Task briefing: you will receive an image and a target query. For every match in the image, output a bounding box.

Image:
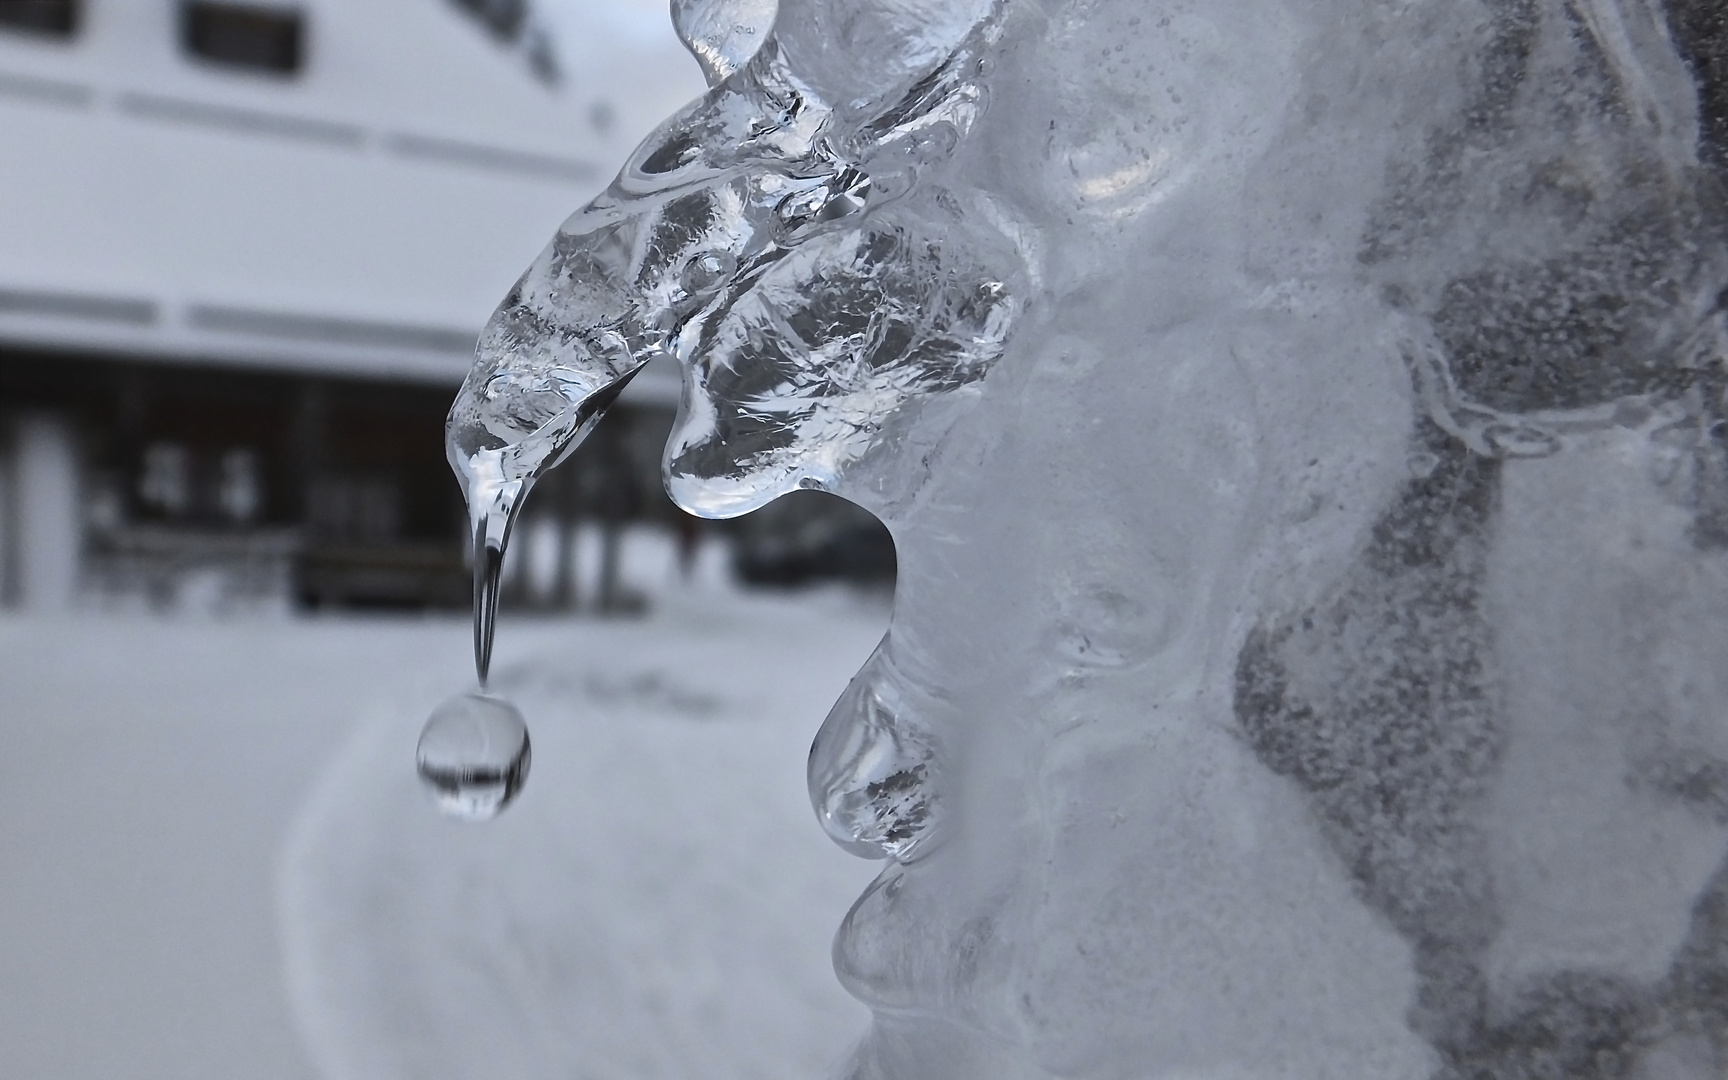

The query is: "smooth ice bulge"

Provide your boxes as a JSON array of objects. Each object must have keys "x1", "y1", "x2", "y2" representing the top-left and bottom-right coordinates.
[
  {"x1": 808, "y1": 643, "x2": 942, "y2": 861},
  {"x1": 448, "y1": 0, "x2": 1018, "y2": 522},
  {"x1": 671, "y1": 0, "x2": 775, "y2": 85},
  {"x1": 416, "y1": 693, "x2": 532, "y2": 822},
  {"x1": 449, "y1": 0, "x2": 1728, "y2": 1076}
]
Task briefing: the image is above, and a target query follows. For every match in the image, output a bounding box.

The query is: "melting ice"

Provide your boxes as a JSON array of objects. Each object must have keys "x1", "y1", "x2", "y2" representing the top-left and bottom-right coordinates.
[{"x1": 437, "y1": 0, "x2": 1728, "y2": 1075}]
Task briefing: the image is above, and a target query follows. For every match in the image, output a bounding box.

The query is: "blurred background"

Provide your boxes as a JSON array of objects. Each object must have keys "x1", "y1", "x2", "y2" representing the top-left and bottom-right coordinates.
[
  {"x1": 0, "y1": 0, "x2": 894, "y2": 615},
  {"x1": 0, "y1": 3, "x2": 892, "y2": 1078}
]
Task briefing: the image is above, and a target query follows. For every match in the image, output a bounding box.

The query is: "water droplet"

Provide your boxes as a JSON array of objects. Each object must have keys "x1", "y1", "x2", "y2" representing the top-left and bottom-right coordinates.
[
  {"x1": 809, "y1": 653, "x2": 941, "y2": 861},
  {"x1": 417, "y1": 693, "x2": 532, "y2": 821}
]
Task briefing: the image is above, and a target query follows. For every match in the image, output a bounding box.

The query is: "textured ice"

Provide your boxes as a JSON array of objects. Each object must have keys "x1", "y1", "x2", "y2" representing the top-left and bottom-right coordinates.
[{"x1": 450, "y1": 0, "x2": 1728, "y2": 1076}]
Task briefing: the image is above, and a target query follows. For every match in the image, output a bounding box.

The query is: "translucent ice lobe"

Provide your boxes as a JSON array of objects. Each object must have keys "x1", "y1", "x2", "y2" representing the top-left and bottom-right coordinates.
[
  {"x1": 453, "y1": 12, "x2": 1015, "y2": 531},
  {"x1": 664, "y1": 216, "x2": 1017, "y2": 517},
  {"x1": 427, "y1": 0, "x2": 1728, "y2": 1074},
  {"x1": 446, "y1": 235, "x2": 652, "y2": 527},
  {"x1": 810, "y1": 643, "x2": 943, "y2": 861},
  {"x1": 417, "y1": 693, "x2": 532, "y2": 822},
  {"x1": 447, "y1": 215, "x2": 661, "y2": 680},
  {"x1": 672, "y1": 0, "x2": 777, "y2": 86}
]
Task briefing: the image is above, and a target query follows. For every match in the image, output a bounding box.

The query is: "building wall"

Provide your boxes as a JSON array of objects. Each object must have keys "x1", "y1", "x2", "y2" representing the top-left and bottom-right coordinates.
[{"x1": 0, "y1": 0, "x2": 701, "y2": 610}]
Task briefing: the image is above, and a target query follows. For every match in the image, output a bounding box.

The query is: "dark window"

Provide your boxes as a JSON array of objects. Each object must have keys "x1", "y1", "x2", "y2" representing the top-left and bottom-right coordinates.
[
  {"x1": 449, "y1": 0, "x2": 527, "y2": 42},
  {"x1": 180, "y1": 1, "x2": 304, "y2": 75},
  {"x1": 0, "y1": 0, "x2": 81, "y2": 38}
]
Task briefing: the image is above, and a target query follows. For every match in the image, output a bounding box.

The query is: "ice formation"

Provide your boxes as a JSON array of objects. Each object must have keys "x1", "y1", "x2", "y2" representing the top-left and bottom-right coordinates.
[{"x1": 447, "y1": 0, "x2": 1728, "y2": 1075}]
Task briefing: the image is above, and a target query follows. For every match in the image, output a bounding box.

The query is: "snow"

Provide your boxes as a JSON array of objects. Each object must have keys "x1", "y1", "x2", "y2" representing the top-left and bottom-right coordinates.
[{"x1": 0, "y1": 578, "x2": 886, "y2": 1080}]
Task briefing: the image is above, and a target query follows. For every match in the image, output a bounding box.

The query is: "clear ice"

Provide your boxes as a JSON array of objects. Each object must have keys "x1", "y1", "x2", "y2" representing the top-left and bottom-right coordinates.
[
  {"x1": 416, "y1": 693, "x2": 532, "y2": 822},
  {"x1": 448, "y1": 0, "x2": 1728, "y2": 1075},
  {"x1": 808, "y1": 640, "x2": 943, "y2": 861}
]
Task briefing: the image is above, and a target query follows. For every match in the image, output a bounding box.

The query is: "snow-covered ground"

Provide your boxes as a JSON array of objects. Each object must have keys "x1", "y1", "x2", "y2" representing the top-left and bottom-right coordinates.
[{"x1": 0, "y1": 580, "x2": 887, "y2": 1079}]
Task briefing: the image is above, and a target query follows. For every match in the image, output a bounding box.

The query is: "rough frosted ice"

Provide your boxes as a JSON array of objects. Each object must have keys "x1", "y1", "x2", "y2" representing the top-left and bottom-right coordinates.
[{"x1": 451, "y1": 0, "x2": 1728, "y2": 1076}]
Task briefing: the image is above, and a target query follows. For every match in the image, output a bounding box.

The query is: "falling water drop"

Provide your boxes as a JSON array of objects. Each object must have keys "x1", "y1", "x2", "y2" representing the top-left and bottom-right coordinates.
[{"x1": 417, "y1": 692, "x2": 532, "y2": 821}]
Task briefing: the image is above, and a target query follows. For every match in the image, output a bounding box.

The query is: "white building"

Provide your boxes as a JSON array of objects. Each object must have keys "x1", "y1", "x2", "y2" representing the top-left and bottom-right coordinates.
[{"x1": 0, "y1": 0, "x2": 698, "y2": 610}]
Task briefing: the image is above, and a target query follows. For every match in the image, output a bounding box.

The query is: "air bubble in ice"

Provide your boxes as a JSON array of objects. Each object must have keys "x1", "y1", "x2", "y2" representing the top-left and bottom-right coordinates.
[
  {"x1": 1048, "y1": 586, "x2": 1166, "y2": 671},
  {"x1": 773, "y1": 169, "x2": 872, "y2": 241},
  {"x1": 1482, "y1": 422, "x2": 1562, "y2": 459},
  {"x1": 777, "y1": 186, "x2": 830, "y2": 223},
  {"x1": 680, "y1": 250, "x2": 737, "y2": 296},
  {"x1": 1407, "y1": 450, "x2": 1441, "y2": 479},
  {"x1": 416, "y1": 693, "x2": 532, "y2": 822}
]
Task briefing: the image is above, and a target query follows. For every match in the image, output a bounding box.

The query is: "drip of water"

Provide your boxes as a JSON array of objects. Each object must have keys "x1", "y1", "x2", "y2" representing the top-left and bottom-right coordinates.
[
  {"x1": 426, "y1": 307, "x2": 646, "y2": 817},
  {"x1": 447, "y1": 337, "x2": 642, "y2": 684},
  {"x1": 416, "y1": 692, "x2": 532, "y2": 821},
  {"x1": 462, "y1": 450, "x2": 528, "y2": 689},
  {"x1": 472, "y1": 530, "x2": 504, "y2": 687}
]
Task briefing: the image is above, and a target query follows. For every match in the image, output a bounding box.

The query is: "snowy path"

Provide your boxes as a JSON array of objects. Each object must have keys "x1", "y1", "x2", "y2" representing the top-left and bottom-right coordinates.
[{"x1": 0, "y1": 591, "x2": 886, "y2": 1080}]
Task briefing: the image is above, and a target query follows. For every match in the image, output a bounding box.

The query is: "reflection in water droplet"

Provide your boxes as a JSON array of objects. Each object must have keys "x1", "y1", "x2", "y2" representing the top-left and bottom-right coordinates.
[
  {"x1": 417, "y1": 693, "x2": 532, "y2": 821},
  {"x1": 809, "y1": 654, "x2": 941, "y2": 862}
]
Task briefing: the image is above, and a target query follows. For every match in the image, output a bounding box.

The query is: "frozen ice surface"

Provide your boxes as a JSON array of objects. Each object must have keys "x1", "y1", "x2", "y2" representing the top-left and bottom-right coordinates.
[{"x1": 457, "y1": 0, "x2": 1728, "y2": 1076}]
